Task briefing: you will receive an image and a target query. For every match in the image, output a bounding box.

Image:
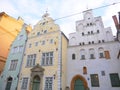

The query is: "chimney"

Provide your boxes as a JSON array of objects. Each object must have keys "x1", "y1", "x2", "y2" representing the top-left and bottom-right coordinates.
[{"x1": 112, "y1": 15, "x2": 120, "y2": 30}]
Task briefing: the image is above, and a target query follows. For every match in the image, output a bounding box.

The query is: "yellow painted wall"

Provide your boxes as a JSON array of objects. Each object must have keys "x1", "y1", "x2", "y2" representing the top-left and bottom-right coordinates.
[
  {"x1": 0, "y1": 12, "x2": 32, "y2": 74},
  {"x1": 18, "y1": 13, "x2": 68, "y2": 90}
]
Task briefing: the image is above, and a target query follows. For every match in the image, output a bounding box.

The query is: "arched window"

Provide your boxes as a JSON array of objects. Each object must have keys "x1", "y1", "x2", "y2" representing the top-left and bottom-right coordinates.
[
  {"x1": 98, "y1": 47, "x2": 104, "y2": 58},
  {"x1": 83, "y1": 67, "x2": 87, "y2": 74},
  {"x1": 72, "y1": 54, "x2": 76, "y2": 60},
  {"x1": 5, "y1": 77, "x2": 13, "y2": 90},
  {"x1": 89, "y1": 48, "x2": 95, "y2": 59}
]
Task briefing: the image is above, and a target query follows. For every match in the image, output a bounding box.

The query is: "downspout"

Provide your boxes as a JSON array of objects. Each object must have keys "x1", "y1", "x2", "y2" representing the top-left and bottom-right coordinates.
[{"x1": 58, "y1": 31, "x2": 62, "y2": 90}]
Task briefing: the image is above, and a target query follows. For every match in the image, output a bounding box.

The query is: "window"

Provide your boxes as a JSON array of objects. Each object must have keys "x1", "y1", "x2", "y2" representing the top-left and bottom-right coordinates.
[
  {"x1": 9, "y1": 60, "x2": 18, "y2": 70},
  {"x1": 82, "y1": 42, "x2": 85, "y2": 45},
  {"x1": 18, "y1": 35, "x2": 23, "y2": 40},
  {"x1": 82, "y1": 32, "x2": 84, "y2": 36},
  {"x1": 109, "y1": 73, "x2": 120, "y2": 87},
  {"x1": 90, "y1": 74, "x2": 99, "y2": 87},
  {"x1": 26, "y1": 54, "x2": 36, "y2": 67},
  {"x1": 88, "y1": 32, "x2": 90, "y2": 35},
  {"x1": 35, "y1": 42, "x2": 38, "y2": 46},
  {"x1": 89, "y1": 49, "x2": 95, "y2": 59},
  {"x1": 91, "y1": 31, "x2": 93, "y2": 34},
  {"x1": 50, "y1": 39, "x2": 54, "y2": 44},
  {"x1": 21, "y1": 77, "x2": 28, "y2": 89},
  {"x1": 98, "y1": 40, "x2": 101, "y2": 43},
  {"x1": 44, "y1": 77, "x2": 53, "y2": 90},
  {"x1": 97, "y1": 30, "x2": 99, "y2": 33},
  {"x1": 83, "y1": 67, "x2": 87, "y2": 74},
  {"x1": 88, "y1": 42, "x2": 91, "y2": 44},
  {"x1": 29, "y1": 44, "x2": 32, "y2": 48},
  {"x1": 42, "y1": 40, "x2": 45, "y2": 45},
  {"x1": 12, "y1": 47, "x2": 18, "y2": 53},
  {"x1": 37, "y1": 32, "x2": 40, "y2": 35},
  {"x1": 102, "y1": 40, "x2": 105, "y2": 43},
  {"x1": 101, "y1": 71, "x2": 105, "y2": 76},
  {"x1": 92, "y1": 41, "x2": 94, "y2": 44},
  {"x1": 87, "y1": 23, "x2": 89, "y2": 26},
  {"x1": 80, "y1": 49, "x2": 85, "y2": 60},
  {"x1": 72, "y1": 54, "x2": 75, "y2": 60},
  {"x1": 42, "y1": 52, "x2": 53, "y2": 66},
  {"x1": 90, "y1": 23, "x2": 92, "y2": 25},
  {"x1": 19, "y1": 46, "x2": 23, "y2": 52},
  {"x1": 44, "y1": 30, "x2": 47, "y2": 34}
]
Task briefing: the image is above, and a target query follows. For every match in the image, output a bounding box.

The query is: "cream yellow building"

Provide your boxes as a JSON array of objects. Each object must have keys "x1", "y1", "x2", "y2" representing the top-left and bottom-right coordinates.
[
  {"x1": 0, "y1": 12, "x2": 32, "y2": 74},
  {"x1": 17, "y1": 13, "x2": 68, "y2": 90}
]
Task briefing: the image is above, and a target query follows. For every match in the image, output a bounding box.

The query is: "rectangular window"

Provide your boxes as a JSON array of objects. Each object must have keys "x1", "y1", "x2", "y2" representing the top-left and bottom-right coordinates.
[
  {"x1": 99, "y1": 53, "x2": 104, "y2": 58},
  {"x1": 18, "y1": 35, "x2": 23, "y2": 40},
  {"x1": 81, "y1": 55, "x2": 85, "y2": 60},
  {"x1": 90, "y1": 54, "x2": 95, "y2": 59},
  {"x1": 42, "y1": 41, "x2": 45, "y2": 45},
  {"x1": 50, "y1": 39, "x2": 54, "y2": 44},
  {"x1": 21, "y1": 77, "x2": 28, "y2": 89},
  {"x1": 90, "y1": 74, "x2": 99, "y2": 87},
  {"x1": 110, "y1": 73, "x2": 120, "y2": 87},
  {"x1": 44, "y1": 77, "x2": 53, "y2": 90},
  {"x1": 26, "y1": 54, "x2": 36, "y2": 67},
  {"x1": 35, "y1": 42, "x2": 38, "y2": 46},
  {"x1": 42, "y1": 52, "x2": 53, "y2": 66},
  {"x1": 9, "y1": 60, "x2": 18, "y2": 70},
  {"x1": 19, "y1": 46, "x2": 23, "y2": 52}
]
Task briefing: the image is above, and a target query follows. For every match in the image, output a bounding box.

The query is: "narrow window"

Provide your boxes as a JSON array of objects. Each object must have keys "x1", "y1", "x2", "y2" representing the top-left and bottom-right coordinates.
[
  {"x1": 37, "y1": 32, "x2": 40, "y2": 36},
  {"x1": 88, "y1": 32, "x2": 90, "y2": 35},
  {"x1": 97, "y1": 30, "x2": 99, "y2": 33},
  {"x1": 101, "y1": 71, "x2": 105, "y2": 76},
  {"x1": 72, "y1": 54, "x2": 75, "y2": 60},
  {"x1": 88, "y1": 42, "x2": 91, "y2": 44},
  {"x1": 91, "y1": 31, "x2": 93, "y2": 34},
  {"x1": 29, "y1": 44, "x2": 32, "y2": 48},
  {"x1": 82, "y1": 32, "x2": 84, "y2": 36}
]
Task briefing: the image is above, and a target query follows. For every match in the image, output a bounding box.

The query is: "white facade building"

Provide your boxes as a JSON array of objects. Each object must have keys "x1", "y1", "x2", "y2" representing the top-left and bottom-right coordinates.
[{"x1": 67, "y1": 9, "x2": 120, "y2": 90}]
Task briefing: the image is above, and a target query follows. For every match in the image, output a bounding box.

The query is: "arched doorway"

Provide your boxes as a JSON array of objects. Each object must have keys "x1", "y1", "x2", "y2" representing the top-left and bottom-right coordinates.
[
  {"x1": 32, "y1": 75, "x2": 40, "y2": 90},
  {"x1": 71, "y1": 75, "x2": 88, "y2": 90},
  {"x1": 5, "y1": 77, "x2": 12, "y2": 90}
]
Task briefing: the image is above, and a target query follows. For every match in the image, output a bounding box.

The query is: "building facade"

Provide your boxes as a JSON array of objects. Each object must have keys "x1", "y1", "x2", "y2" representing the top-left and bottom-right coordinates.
[
  {"x1": 67, "y1": 10, "x2": 120, "y2": 90},
  {"x1": 17, "y1": 13, "x2": 68, "y2": 90},
  {"x1": 0, "y1": 12, "x2": 31, "y2": 74},
  {"x1": 0, "y1": 24, "x2": 29, "y2": 90}
]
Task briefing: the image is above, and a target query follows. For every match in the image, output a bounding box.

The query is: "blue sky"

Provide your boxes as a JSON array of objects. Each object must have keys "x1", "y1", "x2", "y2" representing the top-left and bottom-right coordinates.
[{"x1": 0, "y1": 0, "x2": 120, "y2": 37}]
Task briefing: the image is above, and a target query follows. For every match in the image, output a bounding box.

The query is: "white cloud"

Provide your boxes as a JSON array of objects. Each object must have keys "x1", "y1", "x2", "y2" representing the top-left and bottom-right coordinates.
[{"x1": 0, "y1": 0, "x2": 120, "y2": 37}]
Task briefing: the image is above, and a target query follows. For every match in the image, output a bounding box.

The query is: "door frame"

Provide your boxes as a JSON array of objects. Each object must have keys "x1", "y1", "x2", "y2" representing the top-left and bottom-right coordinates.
[{"x1": 70, "y1": 74, "x2": 88, "y2": 90}]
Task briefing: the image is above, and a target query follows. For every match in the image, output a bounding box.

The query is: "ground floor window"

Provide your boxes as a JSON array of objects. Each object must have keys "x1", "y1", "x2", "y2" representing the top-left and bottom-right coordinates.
[
  {"x1": 21, "y1": 77, "x2": 28, "y2": 89},
  {"x1": 110, "y1": 73, "x2": 120, "y2": 87},
  {"x1": 90, "y1": 74, "x2": 99, "y2": 87},
  {"x1": 5, "y1": 77, "x2": 13, "y2": 90},
  {"x1": 44, "y1": 77, "x2": 53, "y2": 90}
]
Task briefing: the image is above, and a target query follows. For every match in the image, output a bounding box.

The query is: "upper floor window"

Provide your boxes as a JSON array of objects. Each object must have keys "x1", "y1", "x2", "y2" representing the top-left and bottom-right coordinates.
[
  {"x1": 80, "y1": 49, "x2": 85, "y2": 60},
  {"x1": 19, "y1": 45, "x2": 23, "y2": 52},
  {"x1": 88, "y1": 32, "x2": 90, "y2": 35},
  {"x1": 104, "y1": 51, "x2": 110, "y2": 59},
  {"x1": 82, "y1": 32, "x2": 84, "y2": 36},
  {"x1": 90, "y1": 74, "x2": 99, "y2": 87},
  {"x1": 109, "y1": 73, "x2": 120, "y2": 87},
  {"x1": 26, "y1": 54, "x2": 36, "y2": 67},
  {"x1": 12, "y1": 47, "x2": 18, "y2": 53},
  {"x1": 42, "y1": 40, "x2": 45, "y2": 45},
  {"x1": 50, "y1": 39, "x2": 54, "y2": 44},
  {"x1": 72, "y1": 54, "x2": 76, "y2": 60},
  {"x1": 92, "y1": 41, "x2": 94, "y2": 44},
  {"x1": 91, "y1": 31, "x2": 93, "y2": 34},
  {"x1": 18, "y1": 35, "x2": 23, "y2": 40},
  {"x1": 37, "y1": 32, "x2": 40, "y2": 36},
  {"x1": 41, "y1": 52, "x2": 53, "y2": 66},
  {"x1": 98, "y1": 47, "x2": 104, "y2": 58},
  {"x1": 102, "y1": 40, "x2": 105, "y2": 43},
  {"x1": 9, "y1": 60, "x2": 18, "y2": 70},
  {"x1": 97, "y1": 30, "x2": 99, "y2": 33},
  {"x1": 89, "y1": 48, "x2": 95, "y2": 59},
  {"x1": 90, "y1": 23, "x2": 92, "y2": 26},
  {"x1": 88, "y1": 42, "x2": 91, "y2": 44},
  {"x1": 44, "y1": 30, "x2": 47, "y2": 34},
  {"x1": 35, "y1": 42, "x2": 38, "y2": 46}
]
